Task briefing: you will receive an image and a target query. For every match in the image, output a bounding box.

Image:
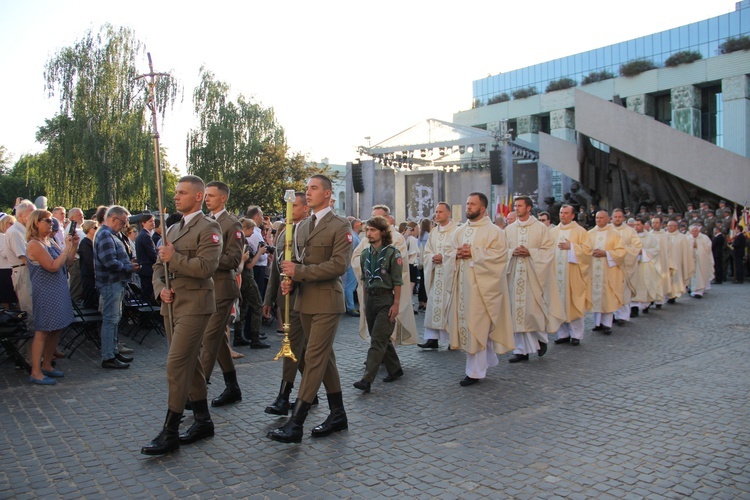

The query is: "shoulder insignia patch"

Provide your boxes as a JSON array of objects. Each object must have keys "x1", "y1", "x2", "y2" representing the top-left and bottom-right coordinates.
[
  {"x1": 236, "y1": 230, "x2": 243, "y2": 240},
  {"x1": 212, "y1": 233, "x2": 220, "y2": 244},
  {"x1": 397, "y1": 257, "x2": 403, "y2": 266},
  {"x1": 347, "y1": 233, "x2": 352, "y2": 243}
]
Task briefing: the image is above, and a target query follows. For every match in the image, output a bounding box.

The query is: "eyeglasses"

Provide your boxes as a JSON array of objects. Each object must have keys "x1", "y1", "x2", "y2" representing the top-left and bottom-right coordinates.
[
  {"x1": 41, "y1": 218, "x2": 53, "y2": 224},
  {"x1": 115, "y1": 217, "x2": 128, "y2": 225}
]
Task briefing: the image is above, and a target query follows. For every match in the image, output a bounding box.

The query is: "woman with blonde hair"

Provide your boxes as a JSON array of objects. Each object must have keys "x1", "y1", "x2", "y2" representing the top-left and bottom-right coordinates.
[{"x1": 25, "y1": 209, "x2": 78, "y2": 385}]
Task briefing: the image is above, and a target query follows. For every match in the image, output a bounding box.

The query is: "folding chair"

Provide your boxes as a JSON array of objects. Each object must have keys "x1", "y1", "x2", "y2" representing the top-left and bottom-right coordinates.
[
  {"x1": 61, "y1": 301, "x2": 103, "y2": 358},
  {"x1": 122, "y1": 282, "x2": 164, "y2": 344},
  {"x1": 0, "y1": 309, "x2": 33, "y2": 373}
]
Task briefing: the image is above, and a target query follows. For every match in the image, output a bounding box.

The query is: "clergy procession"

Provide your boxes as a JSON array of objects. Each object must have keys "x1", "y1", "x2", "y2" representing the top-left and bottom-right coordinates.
[{"x1": 417, "y1": 193, "x2": 721, "y2": 386}]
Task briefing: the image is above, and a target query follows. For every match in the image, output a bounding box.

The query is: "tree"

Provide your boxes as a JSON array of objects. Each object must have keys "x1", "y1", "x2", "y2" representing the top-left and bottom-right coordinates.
[
  {"x1": 187, "y1": 68, "x2": 320, "y2": 214},
  {"x1": 36, "y1": 24, "x2": 180, "y2": 210}
]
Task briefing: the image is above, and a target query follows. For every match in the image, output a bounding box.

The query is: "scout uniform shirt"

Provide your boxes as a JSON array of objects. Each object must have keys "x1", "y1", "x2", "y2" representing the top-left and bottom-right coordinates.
[{"x1": 361, "y1": 244, "x2": 403, "y2": 294}]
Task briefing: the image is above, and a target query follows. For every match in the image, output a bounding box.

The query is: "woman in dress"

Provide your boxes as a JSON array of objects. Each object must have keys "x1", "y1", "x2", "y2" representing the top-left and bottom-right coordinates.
[
  {"x1": 77, "y1": 220, "x2": 99, "y2": 310},
  {"x1": 26, "y1": 209, "x2": 78, "y2": 385}
]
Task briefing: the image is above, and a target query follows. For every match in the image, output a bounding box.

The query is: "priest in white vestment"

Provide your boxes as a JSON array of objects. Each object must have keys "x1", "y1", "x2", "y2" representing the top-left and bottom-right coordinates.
[
  {"x1": 352, "y1": 205, "x2": 417, "y2": 344},
  {"x1": 632, "y1": 219, "x2": 664, "y2": 312},
  {"x1": 649, "y1": 217, "x2": 673, "y2": 307},
  {"x1": 446, "y1": 193, "x2": 513, "y2": 385},
  {"x1": 587, "y1": 211, "x2": 626, "y2": 334},
  {"x1": 550, "y1": 205, "x2": 591, "y2": 346},
  {"x1": 611, "y1": 209, "x2": 642, "y2": 324},
  {"x1": 418, "y1": 202, "x2": 457, "y2": 349},
  {"x1": 665, "y1": 220, "x2": 695, "y2": 303},
  {"x1": 504, "y1": 196, "x2": 565, "y2": 363},
  {"x1": 688, "y1": 225, "x2": 714, "y2": 298}
]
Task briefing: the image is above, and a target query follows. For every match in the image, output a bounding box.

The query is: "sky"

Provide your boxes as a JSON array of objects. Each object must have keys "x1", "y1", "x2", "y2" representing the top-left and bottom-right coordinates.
[{"x1": 0, "y1": 0, "x2": 738, "y2": 173}]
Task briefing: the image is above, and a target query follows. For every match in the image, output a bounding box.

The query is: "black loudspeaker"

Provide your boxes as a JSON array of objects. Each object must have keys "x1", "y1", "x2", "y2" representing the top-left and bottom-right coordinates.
[
  {"x1": 352, "y1": 160, "x2": 365, "y2": 193},
  {"x1": 489, "y1": 150, "x2": 503, "y2": 185}
]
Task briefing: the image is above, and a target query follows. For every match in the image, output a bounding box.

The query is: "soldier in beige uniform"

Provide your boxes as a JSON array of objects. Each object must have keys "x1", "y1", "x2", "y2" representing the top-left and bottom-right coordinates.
[
  {"x1": 199, "y1": 181, "x2": 245, "y2": 408},
  {"x1": 142, "y1": 175, "x2": 222, "y2": 456},
  {"x1": 262, "y1": 192, "x2": 313, "y2": 415},
  {"x1": 268, "y1": 175, "x2": 352, "y2": 444}
]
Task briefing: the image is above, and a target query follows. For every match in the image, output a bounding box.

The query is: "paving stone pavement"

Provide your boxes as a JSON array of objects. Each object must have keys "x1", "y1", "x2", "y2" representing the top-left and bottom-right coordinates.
[{"x1": 1, "y1": 283, "x2": 749, "y2": 499}]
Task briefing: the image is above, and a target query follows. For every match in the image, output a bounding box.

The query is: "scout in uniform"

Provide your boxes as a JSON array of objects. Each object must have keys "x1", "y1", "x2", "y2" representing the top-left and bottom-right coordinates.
[{"x1": 353, "y1": 216, "x2": 404, "y2": 393}]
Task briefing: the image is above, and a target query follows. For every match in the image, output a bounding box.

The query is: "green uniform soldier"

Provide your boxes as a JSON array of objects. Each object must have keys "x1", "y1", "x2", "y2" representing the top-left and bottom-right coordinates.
[{"x1": 353, "y1": 216, "x2": 404, "y2": 394}]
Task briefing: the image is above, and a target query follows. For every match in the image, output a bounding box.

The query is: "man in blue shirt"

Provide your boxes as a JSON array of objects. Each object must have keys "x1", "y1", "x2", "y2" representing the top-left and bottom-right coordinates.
[{"x1": 94, "y1": 206, "x2": 140, "y2": 369}]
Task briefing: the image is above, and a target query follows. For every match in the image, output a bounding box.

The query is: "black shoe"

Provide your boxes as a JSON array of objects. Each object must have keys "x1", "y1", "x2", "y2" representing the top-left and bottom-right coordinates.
[
  {"x1": 259, "y1": 333, "x2": 268, "y2": 340},
  {"x1": 115, "y1": 353, "x2": 133, "y2": 363},
  {"x1": 311, "y1": 409, "x2": 348, "y2": 437},
  {"x1": 211, "y1": 386, "x2": 242, "y2": 407},
  {"x1": 141, "y1": 410, "x2": 182, "y2": 455},
  {"x1": 655, "y1": 304, "x2": 662, "y2": 309},
  {"x1": 570, "y1": 338, "x2": 580, "y2": 346},
  {"x1": 508, "y1": 354, "x2": 529, "y2": 363},
  {"x1": 250, "y1": 341, "x2": 270, "y2": 349},
  {"x1": 267, "y1": 400, "x2": 311, "y2": 444},
  {"x1": 346, "y1": 309, "x2": 360, "y2": 317},
  {"x1": 642, "y1": 306, "x2": 649, "y2": 314},
  {"x1": 667, "y1": 298, "x2": 676, "y2": 304},
  {"x1": 233, "y1": 338, "x2": 251, "y2": 347},
  {"x1": 265, "y1": 381, "x2": 293, "y2": 415},
  {"x1": 102, "y1": 358, "x2": 129, "y2": 369},
  {"x1": 353, "y1": 379, "x2": 371, "y2": 393},
  {"x1": 538, "y1": 342, "x2": 548, "y2": 357},
  {"x1": 292, "y1": 395, "x2": 319, "y2": 407},
  {"x1": 630, "y1": 306, "x2": 639, "y2": 317},
  {"x1": 602, "y1": 327, "x2": 613, "y2": 335},
  {"x1": 179, "y1": 419, "x2": 214, "y2": 444},
  {"x1": 383, "y1": 368, "x2": 404, "y2": 383},
  {"x1": 554, "y1": 337, "x2": 571, "y2": 344},
  {"x1": 211, "y1": 371, "x2": 242, "y2": 407},
  {"x1": 692, "y1": 294, "x2": 702, "y2": 299},
  {"x1": 592, "y1": 325, "x2": 604, "y2": 331},
  {"x1": 417, "y1": 339, "x2": 439, "y2": 349},
  {"x1": 615, "y1": 319, "x2": 626, "y2": 326},
  {"x1": 460, "y1": 376, "x2": 479, "y2": 386}
]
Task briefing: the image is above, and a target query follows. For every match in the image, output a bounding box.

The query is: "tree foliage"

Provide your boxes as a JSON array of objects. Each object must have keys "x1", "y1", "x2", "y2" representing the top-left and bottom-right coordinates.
[
  {"x1": 719, "y1": 36, "x2": 750, "y2": 54},
  {"x1": 187, "y1": 68, "x2": 321, "y2": 215},
  {"x1": 619, "y1": 59, "x2": 656, "y2": 77},
  {"x1": 581, "y1": 70, "x2": 615, "y2": 85},
  {"x1": 664, "y1": 50, "x2": 702, "y2": 67},
  {"x1": 545, "y1": 78, "x2": 577, "y2": 93},
  {"x1": 16, "y1": 24, "x2": 182, "y2": 211}
]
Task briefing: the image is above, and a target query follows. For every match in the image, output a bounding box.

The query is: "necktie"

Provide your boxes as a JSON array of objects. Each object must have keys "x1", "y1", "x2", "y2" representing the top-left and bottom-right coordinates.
[
  {"x1": 209, "y1": 214, "x2": 216, "y2": 219},
  {"x1": 310, "y1": 214, "x2": 317, "y2": 228}
]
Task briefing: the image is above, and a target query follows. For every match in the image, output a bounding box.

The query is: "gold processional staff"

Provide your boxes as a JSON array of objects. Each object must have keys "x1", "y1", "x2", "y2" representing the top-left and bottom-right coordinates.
[{"x1": 274, "y1": 189, "x2": 297, "y2": 362}]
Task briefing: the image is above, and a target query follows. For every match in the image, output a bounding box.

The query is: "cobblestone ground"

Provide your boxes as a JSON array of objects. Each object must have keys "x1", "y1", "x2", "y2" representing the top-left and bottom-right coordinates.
[{"x1": 1, "y1": 283, "x2": 749, "y2": 499}]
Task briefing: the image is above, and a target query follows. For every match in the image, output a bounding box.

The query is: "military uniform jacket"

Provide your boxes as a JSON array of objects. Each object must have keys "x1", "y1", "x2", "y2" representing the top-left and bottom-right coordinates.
[
  {"x1": 153, "y1": 214, "x2": 222, "y2": 317},
  {"x1": 291, "y1": 210, "x2": 352, "y2": 315},
  {"x1": 213, "y1": 211, "x2": 243, "y2": 301}
]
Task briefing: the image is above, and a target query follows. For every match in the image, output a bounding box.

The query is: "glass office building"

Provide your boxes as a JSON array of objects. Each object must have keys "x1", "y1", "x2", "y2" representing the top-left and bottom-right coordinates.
[{"x1": 473, "y1": 1, "x2": 750, "y2": 106}]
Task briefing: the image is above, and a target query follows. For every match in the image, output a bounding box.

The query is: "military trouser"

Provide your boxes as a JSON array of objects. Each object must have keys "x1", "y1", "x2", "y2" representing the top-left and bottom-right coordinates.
[{"x1": 363, "y1": 293, "x2": 402, "y2": 383}]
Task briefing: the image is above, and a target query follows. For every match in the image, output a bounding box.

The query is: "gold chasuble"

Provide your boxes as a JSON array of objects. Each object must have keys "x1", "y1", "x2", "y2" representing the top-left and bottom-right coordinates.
[
  {"x1": 423, "y1": 220, "x2": 457, "y2": 331},
  {"x1": 446, "y1": 217, "x2": 513, "y2": 355},
  {"x1": 549, "y1": 221, "x2": 591, "y2": 322},
  {"x1": 504, "y1": 216, "x2": 565, "y2": 334},
  {"x1": 587, "y1": 225, "x2": 626, "y2": 313}
]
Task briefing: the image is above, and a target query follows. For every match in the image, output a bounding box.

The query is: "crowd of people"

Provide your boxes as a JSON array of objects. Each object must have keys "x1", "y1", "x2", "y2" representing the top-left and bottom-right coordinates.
[{"x1": 1, "y1": 180, "x2": 748, "y2": 454}]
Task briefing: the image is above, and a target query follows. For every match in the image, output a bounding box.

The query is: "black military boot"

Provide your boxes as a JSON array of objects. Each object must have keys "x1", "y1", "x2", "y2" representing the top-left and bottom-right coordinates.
[
  {"x1": 179, "y1": 399, "x2": 215, "y2": 444},
  {"x1": 141, "y1": 410, "x2": 183, "y2": 455},
  {"x1": 310, "y1": 392, "x2": 348, "y2": 438},
  {"x1": 211, "y1": 370, "x2": 242, "y2": 407},
  {"x1": 265, "y1": 380, "x2": 293, "y2": 415},
  {"x1": 267, "y1": 399, "x2": 312, "y2": 443}
]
